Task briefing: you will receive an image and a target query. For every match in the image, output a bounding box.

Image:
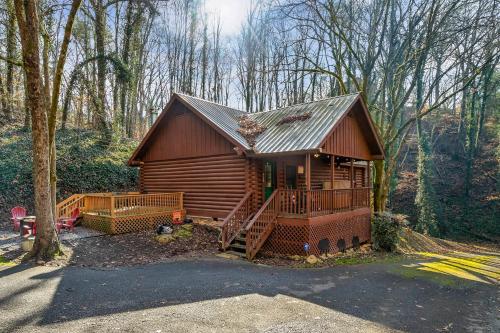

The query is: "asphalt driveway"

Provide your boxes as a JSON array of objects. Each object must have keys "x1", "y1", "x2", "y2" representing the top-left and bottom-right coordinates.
[{"x1": 0, "y1": 255, "x2": 498, "y2": 332}]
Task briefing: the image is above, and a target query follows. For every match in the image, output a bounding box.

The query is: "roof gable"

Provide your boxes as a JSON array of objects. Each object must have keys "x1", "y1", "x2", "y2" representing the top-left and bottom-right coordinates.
[
  {"x1": 249, "y1": 94, "x2": 358, "y2": 154},
  {"x1": 129, "y1": 94, "x2": 249, "y2": 165},
  {"x1": 129, "y1": 92, "x2": 384, "y2": 165}
]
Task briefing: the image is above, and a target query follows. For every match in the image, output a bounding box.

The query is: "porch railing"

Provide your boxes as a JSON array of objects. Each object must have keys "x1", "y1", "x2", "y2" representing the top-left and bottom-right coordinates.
[
  {"x1": 82, "y1": 192, "x2": 183, "y2": 218},
  {"x1": 56, "y1": 194, "x2": 86, "y2": 219},
  {"x1": 278, "y1": 187, "x2": 370, "y2": 217}
]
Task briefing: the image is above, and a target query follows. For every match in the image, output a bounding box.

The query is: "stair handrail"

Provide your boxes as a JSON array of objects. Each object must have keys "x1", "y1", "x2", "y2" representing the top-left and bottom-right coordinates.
[
  {"x1": 245, "y1": 189, "x2": 279, "y2": 260},
  {"x1": 220, "y1": 191, "x2": 254, "y2": 249},
  {"x1": 56, "y1": 194, "x2": 86, "y2": 219}
]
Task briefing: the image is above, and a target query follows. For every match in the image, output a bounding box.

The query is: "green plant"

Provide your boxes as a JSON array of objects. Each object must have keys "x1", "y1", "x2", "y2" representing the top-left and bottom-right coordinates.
[{"x1": 372, "y1": 212, "x2": 405, "y2": 252}]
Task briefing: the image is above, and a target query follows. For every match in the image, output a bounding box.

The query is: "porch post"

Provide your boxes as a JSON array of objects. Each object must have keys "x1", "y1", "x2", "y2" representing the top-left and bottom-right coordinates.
[
  {"x1": 306, "y1": 153, "x2": 311, "y2": 216},
  {"x1": 330, "y1": 155, "x2": 335, "y2": 189},
  {"x1": 331, "y1": 155, "x2": 336, "y2": 214},
  {"x1": 367, "y1": 160, "x2": 371, "y2": 208},
  {"x1": 350, "y1": 158, "x2": 354, "y2": 188},
  {"x1": 305, "y1": 153, "x2": 311, "y2": 190},
  {"x1": 367, "y1": 160, "x2": 371, "y2": 187},
  {"x1": 350, "y1": 158, "x2": 354, "y2": 209}
]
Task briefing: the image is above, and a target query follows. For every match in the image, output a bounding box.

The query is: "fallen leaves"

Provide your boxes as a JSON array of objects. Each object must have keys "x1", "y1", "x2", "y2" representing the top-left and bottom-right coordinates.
[
  {"x1": 276, "y1": 112, "x2": 311, "y2": 126},
  {"x1": 65, "y1": 224, "x2": 219, "y2": 268},
  {"x1": 236, "y1": 115, "x2": 266, "y2": 148}
]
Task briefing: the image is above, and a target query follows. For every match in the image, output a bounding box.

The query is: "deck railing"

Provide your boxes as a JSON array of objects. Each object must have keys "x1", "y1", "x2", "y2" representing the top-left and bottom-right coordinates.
[
  {"x1": 279, "y1": 188, "x2": 370, "y2": 217},
  {"x1": 82, "y1": 192, "x2": 183, "y2": 218}
]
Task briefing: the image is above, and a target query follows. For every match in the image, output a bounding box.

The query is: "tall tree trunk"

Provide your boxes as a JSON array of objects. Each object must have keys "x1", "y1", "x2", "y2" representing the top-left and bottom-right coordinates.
[
  {"x1": 0, "y1": 75, "x2": 7, "y2": 123},
  {"x1": 415, "y1": 116, "x2": 439, "y2": 235},
  {"x1": 92, "y1": 0, "x2": 111, "y2": 143},
  {"x1": 47, "y1": 0, "x2": 82, "y2": 222},
  {"x1": 5, "y1": 0, "x2": 17, "y2": 121},
  {"x1": 120, "y1": 1, "x2": 134, "y2": 137},
  {"x1": 464, "y1": 87, "x2": 479, "y2": 197},
  {"x1": 200, "y1": 23, "x2": 208, "y2": 99},
  {"x1": 414, "y1": 44, "x2": 439, "y2": 235},
  {"x1": 14, "y1": 0, "x2": 59, "y2": 260}
]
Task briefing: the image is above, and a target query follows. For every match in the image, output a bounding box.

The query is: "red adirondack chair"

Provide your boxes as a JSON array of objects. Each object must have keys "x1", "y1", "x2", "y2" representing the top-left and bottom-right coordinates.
[
  {"x1": 56, "y1": 208, "x2": 80, "y2": 233},
  {"x1": 11, "y1": 206, "x2": 27, "y2": 232}
]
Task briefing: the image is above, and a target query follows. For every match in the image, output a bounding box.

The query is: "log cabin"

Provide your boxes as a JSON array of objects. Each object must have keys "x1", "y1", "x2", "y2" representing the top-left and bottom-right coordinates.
[{"x1": 128, "y1": 93, "x2": 384, "y2": 259}]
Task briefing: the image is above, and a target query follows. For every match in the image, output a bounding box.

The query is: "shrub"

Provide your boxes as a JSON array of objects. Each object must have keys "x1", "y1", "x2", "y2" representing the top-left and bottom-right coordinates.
[{"x1": 372, "y1": 212, "x2": 405, "y2": 252}]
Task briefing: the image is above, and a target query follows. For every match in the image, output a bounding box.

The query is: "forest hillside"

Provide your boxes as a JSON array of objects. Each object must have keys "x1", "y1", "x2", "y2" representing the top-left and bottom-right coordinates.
[
  {"x1": 392, "y1": 115, "x2": 499, "y2": 241},
  {"x1": 0, "y1": 124, "x2": 138, "y2": 221}
]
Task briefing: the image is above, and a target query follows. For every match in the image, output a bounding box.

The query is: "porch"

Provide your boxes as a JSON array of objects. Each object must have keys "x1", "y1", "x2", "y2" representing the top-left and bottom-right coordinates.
[
  {"x1": 222, "y1": 152, "x2": 373, "y2": 259},
  {"x1": 56, "y1": 192, "x2": 185, "y2": 234}
]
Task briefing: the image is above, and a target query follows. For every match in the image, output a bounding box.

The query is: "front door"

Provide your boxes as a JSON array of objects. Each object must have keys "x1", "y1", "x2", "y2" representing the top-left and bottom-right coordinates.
[
  {"x1": 285, "y1": 165, "x2": 297, "y2": 189},
  {"x1": 263, "y1": 161, "x2": 277, "y2": 200}
]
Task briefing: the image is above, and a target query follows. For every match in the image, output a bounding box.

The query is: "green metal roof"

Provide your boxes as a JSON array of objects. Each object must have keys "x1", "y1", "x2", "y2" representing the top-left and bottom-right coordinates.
[{"x1": 176, "y1": 93, "x2": 360, "y2": 154}]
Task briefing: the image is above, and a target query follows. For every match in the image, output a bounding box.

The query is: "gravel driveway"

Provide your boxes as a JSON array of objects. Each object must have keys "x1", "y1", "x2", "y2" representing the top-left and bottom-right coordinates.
[{"x1": 0, "y1": 255, "x2": 498, "y2": 332}]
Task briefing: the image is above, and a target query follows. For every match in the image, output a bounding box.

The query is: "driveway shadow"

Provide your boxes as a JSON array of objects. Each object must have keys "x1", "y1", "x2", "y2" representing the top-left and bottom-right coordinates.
[
  {"x1": 2, "y1": 252, "x2": 495, "y2": 332},
  {"x1": 2, "y1": 237, "x2": 499, "y2": 333}
]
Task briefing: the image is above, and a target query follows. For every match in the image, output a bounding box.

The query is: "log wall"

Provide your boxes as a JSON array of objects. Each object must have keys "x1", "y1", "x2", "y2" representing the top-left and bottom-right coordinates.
[{"x1": 140, "y1": 154, "x2": 246, "y2": 218}]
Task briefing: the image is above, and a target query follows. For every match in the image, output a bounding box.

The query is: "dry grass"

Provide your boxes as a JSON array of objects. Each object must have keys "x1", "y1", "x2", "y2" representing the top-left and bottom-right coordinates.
[{"x1": 397, "y1": 227, "x2": 499, "y2": 255}]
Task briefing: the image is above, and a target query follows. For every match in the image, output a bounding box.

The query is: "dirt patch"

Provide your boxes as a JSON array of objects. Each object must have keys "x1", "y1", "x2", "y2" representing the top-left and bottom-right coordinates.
[{"x1": 61, "y1": 224, "x2": 219, "y2": 268}]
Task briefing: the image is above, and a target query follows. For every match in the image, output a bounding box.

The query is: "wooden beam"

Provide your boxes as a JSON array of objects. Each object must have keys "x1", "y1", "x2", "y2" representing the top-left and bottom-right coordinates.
[
  {"x1": 350, "y1": 158, "x2": 354, "y2": 188},
  {"x1": 350, "y1": 158, "x2": 354, "y2": 209},
  {"x1": 305, "y1": 153, "x2": 311, "y2": 190},
  {"x1": 367, "y1": 160, "x2": 371, "y2": 187},
  {"x1": 331, "y1": 155, "x2": 335, "y2": 189},
  {"x1": 306, "y1": 153, "x2": 311, "y2": 216}
]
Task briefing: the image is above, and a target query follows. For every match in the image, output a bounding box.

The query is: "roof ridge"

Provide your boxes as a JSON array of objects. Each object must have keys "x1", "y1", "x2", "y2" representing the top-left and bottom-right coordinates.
[
  {"x1": 250, "y1": 92, "x2": 360, "y2": 115},
  {"x1": 174, "y1": 92, "x2": 245, "y2": 113}
]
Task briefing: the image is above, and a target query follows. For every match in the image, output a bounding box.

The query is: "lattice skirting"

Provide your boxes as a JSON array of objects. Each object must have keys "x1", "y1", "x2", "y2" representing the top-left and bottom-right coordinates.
[
  {"x1": 262, "y1": 208, "x2": 371, "y2": 256},
  {"x1": 82, "y1": 210, "x2": 186, "y2": 234}
]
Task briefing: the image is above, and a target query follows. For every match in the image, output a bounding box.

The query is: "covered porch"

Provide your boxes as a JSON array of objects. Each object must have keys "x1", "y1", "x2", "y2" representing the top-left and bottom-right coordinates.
[
  {"x1": 222, "y1": 152, "x2": 373, "y2": 259},
  {"x1": 259, "y1": 152, "x2": 371, "y2": 217},
  {"x1": 253, "y1": 153, "x2": 372, "y2": 257}
]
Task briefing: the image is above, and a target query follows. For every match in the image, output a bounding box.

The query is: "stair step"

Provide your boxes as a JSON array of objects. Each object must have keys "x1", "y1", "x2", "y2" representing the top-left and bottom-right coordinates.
[
  {"x1": 234, "y1": 236, "x2": 246, "y2": 244},
  {"x1": 229, "y1": 243, "x2": 246, "y2": 251},
  {"x1": 225, "y1": 250, "x2": 246, "y2": 258}
]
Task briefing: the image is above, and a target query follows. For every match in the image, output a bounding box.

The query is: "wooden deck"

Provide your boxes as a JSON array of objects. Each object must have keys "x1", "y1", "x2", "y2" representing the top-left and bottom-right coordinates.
[{"x1": 56, "y1": 192, "x2": 185, "y2": 234}]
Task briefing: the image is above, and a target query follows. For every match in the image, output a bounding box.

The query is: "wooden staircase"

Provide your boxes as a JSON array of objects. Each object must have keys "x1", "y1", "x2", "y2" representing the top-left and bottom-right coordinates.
[
  {"x1": 225, "y1": 230, "x2": 248, "y2": 257},
  {"x1": 221, "y1": 189, "x2": 279, "y2": 260},
  {"x1": 56, "y1": 194, "x2": 86, "y2": 219}
]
